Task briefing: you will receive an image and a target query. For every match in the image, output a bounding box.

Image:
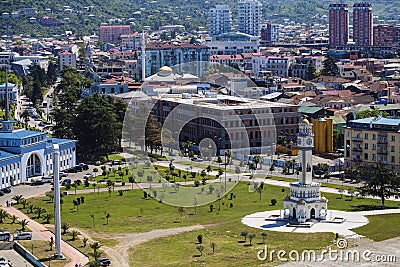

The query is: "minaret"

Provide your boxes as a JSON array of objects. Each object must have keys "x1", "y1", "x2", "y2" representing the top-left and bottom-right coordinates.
[
  {"x1": 1, "y1": 30, "x2": 15, "y2": 133},
  {"x1": 52, "y1": 144, "x2": 63, "y2": 259},
  {"x1": 297, "y1": 118, "x2": 314, "y2": 184},
  {"x1": 141, "y1": 30, "x2": 146, "y2": 82}
]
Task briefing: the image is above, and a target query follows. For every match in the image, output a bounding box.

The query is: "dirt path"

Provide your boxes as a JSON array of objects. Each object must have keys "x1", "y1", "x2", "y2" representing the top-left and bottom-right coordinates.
[{"x1": 77, "y1": 225, "x2": 205, "y2": 267}]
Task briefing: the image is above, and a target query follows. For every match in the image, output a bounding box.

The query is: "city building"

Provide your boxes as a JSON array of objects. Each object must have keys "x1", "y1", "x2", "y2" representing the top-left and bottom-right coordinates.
[
  {"x1": 138, "y1": 42, "x2": 210, "y2": 78},
  {"x1": 344, "y1": 116, "x2": 400, "y2": 172},
  {"x1": 0, "y1": 83, "x2": 18, "y2": 102},
  {"x1": 205, "y1": 32, "x2": 259, "y2": 55},
  {"x1": 283, "y1": 119, "x2": 328, "y2": 222},
  {"x1": 152, "y1": 94, "x2": 301, "y2": 159},
  {"x1": 208, "y1": 5, "x2": 231, "y2": 36},
  {"x1": 120, "y1": 33, "x2": 141, "y2": 51},
  {"x1": 58, "y1": 50, "x2": 76, "y2": 71},
  {"x1": 0, "y1": 118, "x2": 76, "y2": 189},
  {"x1": 291, "y1": 56, "x2": 324, "y2": 80},
  {"x1": 373, "y1": 25, "x2": 400, "y2": 47},
  {"x1": 99, "y1": 25, "x2": 131, "y2": 44},
  {"x1": 238, "y1": 0, "x2": 262, "y2": 37},
  {"x1": 260, "y1": 22, "x2": 280, "y2": 44},
  {"x1": 329, "y1": 3, "x2": 349, "y2": 49},
  {"x1": 252, "y1": 55, "x2": 295, "y2": 78},
  {"x1": 311, "y1": 118, "x2": 334, "y2": 153},
  {"x1": 353, "y1": 2, "x2": 373, "y2": 47}
]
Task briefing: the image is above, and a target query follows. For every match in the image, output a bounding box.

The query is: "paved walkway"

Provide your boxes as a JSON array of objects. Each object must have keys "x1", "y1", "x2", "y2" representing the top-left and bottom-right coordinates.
[
  {"x1": 1, "y1": 206, "x2": 88, "y2": 267},
  {"x1": 241, "y1": 209, "x2": 400, "y2": 237}
]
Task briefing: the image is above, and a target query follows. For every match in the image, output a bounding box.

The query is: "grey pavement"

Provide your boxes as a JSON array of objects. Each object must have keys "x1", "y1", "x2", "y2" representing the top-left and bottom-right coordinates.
[{"x1": 0, "y1": 249, "x2": 34, "y2": 267}]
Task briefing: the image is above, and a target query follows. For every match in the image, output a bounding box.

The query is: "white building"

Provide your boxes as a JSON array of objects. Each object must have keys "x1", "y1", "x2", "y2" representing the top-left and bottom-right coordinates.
[
  {"x1": 120, "y1": 33, "x2": 141, "y2": 51},
  {"x1": 252, "y1": 55, "x2": 294, "y2": 77},
  {"x1": 58, "y1": 50, "x2": 76, "y2": 71},
  {"x1": 283, "y1": 119, "x2": 328, "y2": 222},
  {"x1": 238, "y1": 0, "x2": 262, "y2": 37},
  {"x1": 208, "y1": 5, "x2": 231, "y2": 36},
  {"x1": 0, "y1": 83, "x2": 18, "y2": 102},
  {"x1": 205, "y1": 32, "x2": 259, "y2": 55},
  {"x1": 14, "y1": 55, "x2": 49, "y2": 72}
]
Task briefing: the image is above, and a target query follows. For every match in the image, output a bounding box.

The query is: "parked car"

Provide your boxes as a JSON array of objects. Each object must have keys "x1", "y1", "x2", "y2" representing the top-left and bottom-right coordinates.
[
  {"x1": 61, "y1": 179, "x2": 72, "y2": 186},
  {"x1": 79, "y1": 163, "x2": 89, "y2": 170},
  {"x1": 14, "y1": 232, "x2": 32, "y2": 240},
  {"x1": 0, "y1": 232, "x2": 11, "y2": 241},
  {"x1": 0, "y1": 187, "x2": 11, "y2": 193},
  {"x1": 30, "y1": 180, "x2": 44, "y2": 186},
  {"x1": 40, "y1": 177, "x2": 53, "y2": 183},
  {"x1": 95, "y1": 161, "x2": 101, "y2": 166},
  {"x1": 67, "y1": 167, "x2": 77, "y2": 173},
  {"x1": 0, "y1": 191, "x2": 4, "y2": 196},
  {"x1": 38, "y1": 121, "x2": 45, "y2": 127},
  {"x1": 96, "y1": 258, "x2": 111, "y2": 266},
  {"x1": 75, "y1": 165, "x2": 83, "y2": 172},
  {"x1": 83, "y1": 173, "x2": 93, "y2": 179},
  {"x1": 59, "y1": 172, "x2": 68, "y2": 178},
  {"x1": 112, "y1": 160, "x2": 121, "y2": 165}
]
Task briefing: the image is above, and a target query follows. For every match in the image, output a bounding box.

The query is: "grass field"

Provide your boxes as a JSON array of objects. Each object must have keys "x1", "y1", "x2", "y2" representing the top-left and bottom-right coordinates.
[
  {"x1": 16, "y1": 182, "x2": 400, "y2": 235},
  {"x1": 19, "y1": 240, "x2": 71, "y2": 267},
  {"x1": 353, "y1": 213, "x2": 400, "y2": 241}
]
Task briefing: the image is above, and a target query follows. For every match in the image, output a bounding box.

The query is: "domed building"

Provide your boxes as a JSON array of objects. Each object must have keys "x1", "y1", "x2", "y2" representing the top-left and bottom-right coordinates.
[{"x1": 282, "y1": 119, "x2": 328, "y2": 223}]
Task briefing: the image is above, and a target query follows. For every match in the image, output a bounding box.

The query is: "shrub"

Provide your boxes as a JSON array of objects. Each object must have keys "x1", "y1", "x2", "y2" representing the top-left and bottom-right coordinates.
[
  {"x1": 84, "y1": 180, "x2": 90, "y2": 187},
  {"x1": 118, "y1": 190, "x2": 124, "y2": 196},
  {"x1": 209, "y1": 204, "x2": 214, "y2": 212},
  {"x1": 271, "y1": 199, "x2": 277, "y2": 206},
  {"x1": 194, "y1": 180, "x2": 200, "y2": 187},
  {"x1": 197, "y1": 234, "x2": 203, "y2": 244}
]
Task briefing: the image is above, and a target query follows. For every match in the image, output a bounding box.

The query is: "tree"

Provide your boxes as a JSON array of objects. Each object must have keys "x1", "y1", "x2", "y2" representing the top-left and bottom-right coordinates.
[
  {"x1": 358, "y1": 163, "x2": 400, "y2": 208},
  {"x1": 10, "y1": 215, "x2": 17, "y2": 224},
  {"x1": 44, "y1": 213, "x2": 53, "y2": 224},
  {"x1": 90, "y1": 242, "x2": 102, "y2": 254},
  {"x1": 321, "y1": 55, "x2": 339, "y2": 76},
  {"x1": 196, "y1": 245, "x2": 204, "y2": 256},
  {"x1": 240, "y1": 231, "x2": 248, "y2": 242},
  {"x1": 256, "y1": 183, "x2": 264, "y2": 202},
  {"x1": 62, "y1": 222, "x2": 70, "y2": 234},
  {"x1": 105, "y1": 213, "x2": 111, "y2": 225},
  {"x1": 19, "y1": 219, "x2": 29, "y2": 231},
  {"x1": 210, "y1": 242, "x2": 216, "y2": 254},
  {"x1": 306, "y1": 63, "x2": 317, "y2": 80},
  {"x1": 0, "y1": 210, "x2": 8, "y2": 223},
  {"x1": 247, "y1": 233, "x2": 256, "y2": 245},
  {"x1": 49, "y1": 237, "x2": 54, "y2": 251},
  {"x1": 356, "y1": 109, "x2": 388, "y2": 119},
  {"x1": 70, "y1": 230, "x2": 80, "y2": 241},
  {"x1": 145, "y1": 115, "x2": 162, "y2": 154},
  {"x1": 253, "y1": 155, "x2": 262, "y2": 169},
  {"x1": 260, "y1": 232, "x2": 268, "y2": 244},
  {"x1": 34, "y1": 207, "x2": 46, "y2": 219},
  {"x1": 12, "y1": 194, "x2": 23, "y2": 204},
  {"x1": 20, "y1": 199, "x2": 28, "y2": 209},
  {"x1": 83, "y1": 237, "x2": 89, "y2": 247}
]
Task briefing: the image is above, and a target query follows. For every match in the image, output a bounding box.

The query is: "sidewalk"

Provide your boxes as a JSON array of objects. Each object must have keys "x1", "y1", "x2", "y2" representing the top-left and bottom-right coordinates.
[{"x1": 1, "y1": 206, "x2": 89, "y2": 267}]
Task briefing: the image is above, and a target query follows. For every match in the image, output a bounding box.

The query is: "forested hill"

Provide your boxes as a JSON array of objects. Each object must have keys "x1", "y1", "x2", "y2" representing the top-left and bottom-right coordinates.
[{"x1": 0, "y1": 0, "x2": 398, "y2": 37}]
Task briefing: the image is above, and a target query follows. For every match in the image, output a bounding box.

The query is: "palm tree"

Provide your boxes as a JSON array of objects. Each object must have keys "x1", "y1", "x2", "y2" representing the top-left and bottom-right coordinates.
[
  {"x1": 61, "y1": 222, "x2": 70, "y2": 235},
  {"x1": 0, "y1": 210, "x2": 8, "y2": 223},
  {"x1": 210, "y1": 242, "x2": 216, "y2": 254},
  {"x1": 260, "y1": 232, "x2": 268, "y2": 244},
  {"x1": 256, "y1": 183, "x2": 264, "y2": 202},
  {"x1": 90, "y1": 242, "x2": 102, "y2": 253},
  {"x1": 10, "y1": 215, "x2": 18, "y2": 224},
  {"x1": 19, "y1": 219, "x2": 29, "y2": 231},
  {"x1": 253, "y1": 155, "x2": 261, "y2": 170},
  {"x1": 70, "y1": 230, "x2": 79, "y2": 241},
  {"x1": 105, "y1": 213, "x2": 110, "y2": 225},
  {"x1": 20, "y1": 199, "x2": 28, "y2": 209},
  {"x1": 196, "y1": 245, "x2": 204, "y2": 256},
  {"x1": 49, "y1": 237, "x2": 54, "y2": 251},
  {"x1": 34, "y1": 207, "x2": 46, "y2": 219},
  {"x1": 44, "y1": 213, "x2": 53, "y2": 224},
  {"x1": 248, "y1": 233, "x2": 256, "y2": 245},
  {"x1": 82, "y1": 237, "x2": 89, "y2": 247},
  {"x1": 20, "y1": 109, "x2": 30, "y2": 124},
  {"x1": 12, "y1": 194, "x2": 23, "y2": 204},
  {"x1": 240, "y1": 231, "x2": 248, "y2": 243}
]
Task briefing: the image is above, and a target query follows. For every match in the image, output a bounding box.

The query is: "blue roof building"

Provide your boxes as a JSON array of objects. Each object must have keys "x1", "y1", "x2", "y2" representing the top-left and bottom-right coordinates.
[{"x1": 0, "y1": 120, "x2": 77, "y2": 189}]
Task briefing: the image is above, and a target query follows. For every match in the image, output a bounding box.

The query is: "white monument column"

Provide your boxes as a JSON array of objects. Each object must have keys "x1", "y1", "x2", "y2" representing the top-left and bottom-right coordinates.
[{"x1": 53, "y1": 144, "x2": 63, "y2": 259}]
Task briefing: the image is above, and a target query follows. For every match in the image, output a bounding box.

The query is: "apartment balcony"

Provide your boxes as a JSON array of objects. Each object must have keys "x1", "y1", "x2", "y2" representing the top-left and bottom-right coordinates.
[
  {"x1": 352, "y1": 138, "x2": 362, "y2": 143},
  {"x1": 377, "y1": 139, "x2": 388, "y2": 144},
  {"x1": 352, "y1": 147, "x2": 362, "y2": 152},
  {"x1": 377, "y1": 150, "x2": 388, "y2": 155},
  {"x1": 353, "y1": 158, "x2": 362, "y2": 162}
]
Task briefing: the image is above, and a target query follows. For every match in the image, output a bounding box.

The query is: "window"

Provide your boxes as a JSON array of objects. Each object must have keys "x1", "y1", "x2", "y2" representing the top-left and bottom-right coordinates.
[
  {"x1": 391, "y1": 146, "x2": 395, "y2": 152},
  {"x1": 364, "y1": 133, "x2": 368, "y2": 139},
  {"x1": 364, "y1": 143, "x2": 368, "y2": 149},
  {"x1": 364, "y1": 153, "x2": 368, "y2": 160},
  {"x1": 372, "y1": 144, "x2": 376, "y2": 150},
  {"x1": 372, "y1": 154, "x2": 376, "y2": 160},
  {"x1": 391, "y1": 156, "x2": 395, "y2": 163},
  {"x1": 391, "y1": 136, "x2": 395, "y2": 142},
  {"x1": 372, "y1": 134, "x2": 376, "y2": 140}
]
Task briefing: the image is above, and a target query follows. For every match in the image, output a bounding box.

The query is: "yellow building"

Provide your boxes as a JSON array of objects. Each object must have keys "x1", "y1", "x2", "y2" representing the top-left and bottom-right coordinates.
[
  {"x1": 344, "y1": 117, "x2": 400, "y2": 172},
  {"x1": 311, "y1": 118, "x2": 334, "y2": 153}
]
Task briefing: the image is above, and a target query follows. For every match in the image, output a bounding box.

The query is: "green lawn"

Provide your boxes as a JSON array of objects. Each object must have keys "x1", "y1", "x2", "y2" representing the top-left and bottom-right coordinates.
[
  {"x1": 16, "y1": 183, "x2": 400, "y2": 235},
  {"x1": 353, "y1": 213, "x2": 400, "y2": 241},
  {"x1": 129, "y1": 221, "x2": 333, "y2": 267},
  {"x1": 0, "y1": 214, "x2": 30, "y2": 233},
  {"x1": 19, "y1": 240, "x2": 71, "y2": 267}
]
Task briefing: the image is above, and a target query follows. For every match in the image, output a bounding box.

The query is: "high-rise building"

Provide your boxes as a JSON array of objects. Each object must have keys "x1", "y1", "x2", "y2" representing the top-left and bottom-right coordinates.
[
  {"x1": 99, "y1": 25, "x2": 131, "y2": 44},
  {"x1": 373, "y1": 24, "x2": 400, "y2": 47},
  {"x1": 238, "y1": 0, "x2": 262, "y2": 37},
  {"x1": 329, "y1": 3, "x2": 349, "y2": 49},
  {"x1": 353, "y1": 2, "x2": 373, "y2": 47},
  {"x1": 260, "y1": 22, "x2": 280, "y2": 43},
  {"x1": 208, "y1": 5, "x2": 231, "y2": 36}
]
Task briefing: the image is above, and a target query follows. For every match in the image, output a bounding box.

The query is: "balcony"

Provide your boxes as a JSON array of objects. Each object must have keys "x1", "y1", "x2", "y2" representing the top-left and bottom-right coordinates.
[
  {"x1": 353, "y1": 158, "x2": 362, "y2": 162},
  {"x1": 352, "y1": 147, "x2": 362, "y2": 152},
  {"x1": 377, "y1": 150, "x2": 388, "y2": 155},
  {"x1": 377, "y1": 139, "x2": 388, "y2": 144},
  {"x1": 352, "y1": 138, "x2": 362, "y2": 143}
]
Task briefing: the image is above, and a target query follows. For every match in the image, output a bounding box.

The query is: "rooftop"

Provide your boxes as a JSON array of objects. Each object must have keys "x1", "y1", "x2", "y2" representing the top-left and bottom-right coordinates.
[{"x1": 0, "y1": 129, "x2": 45, "y2": 139}]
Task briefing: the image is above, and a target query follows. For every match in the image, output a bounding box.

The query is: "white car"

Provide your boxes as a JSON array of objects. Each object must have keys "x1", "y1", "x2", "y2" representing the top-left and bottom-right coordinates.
[
  {"x1": 14, "y1": 232, "x2": 32, "y2": 240},
  {"x1": 84, "y1": 173, "x2": 94, "y2": 179}
]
